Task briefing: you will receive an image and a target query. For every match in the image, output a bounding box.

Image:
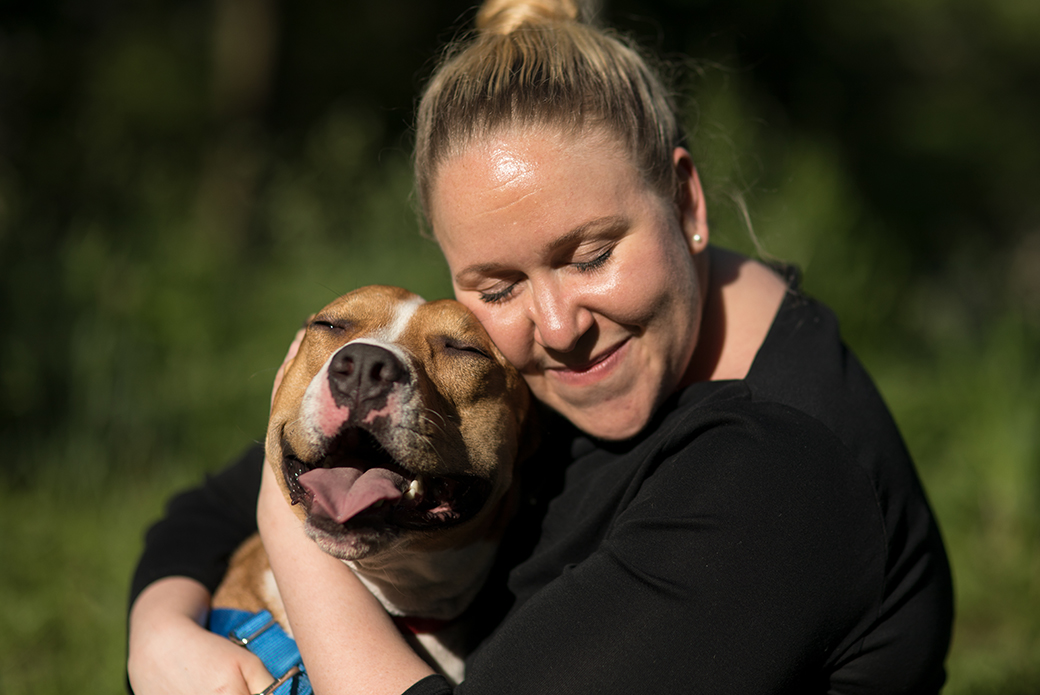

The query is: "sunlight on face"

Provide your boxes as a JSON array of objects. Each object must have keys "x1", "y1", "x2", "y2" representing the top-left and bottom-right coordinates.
[
  {"x1": 487, "y1": 144, "x2": 532, "y2": 187},
  {"x1": 429, "y1": 127, "x2": 705, "y2": 440}
]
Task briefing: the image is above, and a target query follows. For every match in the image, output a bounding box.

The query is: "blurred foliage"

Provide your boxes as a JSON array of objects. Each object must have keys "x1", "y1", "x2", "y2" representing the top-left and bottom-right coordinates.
[{"x1": 0, "y1": 0, "x2": 1038, "y2": 693}]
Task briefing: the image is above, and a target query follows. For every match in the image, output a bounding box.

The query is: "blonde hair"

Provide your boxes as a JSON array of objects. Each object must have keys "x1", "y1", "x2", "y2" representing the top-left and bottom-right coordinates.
[{"x1": 413, "y1": 0, "x2": 684, "y2": 225}]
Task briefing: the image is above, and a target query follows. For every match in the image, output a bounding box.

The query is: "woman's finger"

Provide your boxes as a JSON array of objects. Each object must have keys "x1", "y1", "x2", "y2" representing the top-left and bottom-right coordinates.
[
  {"x1": 239, "y1": 649, "x2": 281, "y2": 695},
  {"x1": 271, "y1": 328, "x2": 306, "y2": 408}
]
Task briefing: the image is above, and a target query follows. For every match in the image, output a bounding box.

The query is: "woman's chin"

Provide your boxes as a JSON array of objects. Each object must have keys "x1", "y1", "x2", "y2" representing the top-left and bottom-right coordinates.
[
  {"x1": 530, "y1": 367, "x2": 662, "y2": 441},
  {"x1": 551, "y1": 394, "x2": 654, "y2": 442}
]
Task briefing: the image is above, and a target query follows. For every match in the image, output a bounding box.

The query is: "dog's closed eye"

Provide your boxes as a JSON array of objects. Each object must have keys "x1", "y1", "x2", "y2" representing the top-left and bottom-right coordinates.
[
  {"x1": 442, "y1": 339, "x2": 492, "y2": 360},
  {"x1": 311, "y1": 318, "x2": 352, "y2": 332}
]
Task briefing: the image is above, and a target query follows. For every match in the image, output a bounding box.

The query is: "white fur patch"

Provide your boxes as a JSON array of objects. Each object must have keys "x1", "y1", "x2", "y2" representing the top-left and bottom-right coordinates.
[
  {"x1": 300, "y1": 356, "x2": 342, "y2": 447},
  {"x1": 343, "y1": 295, "x2": 424, "y2": 366},
  {"x1": 383, "y1": 295, "x2": 425, "y2": 342},
  {"x1": 415, "y1": 632, "x2": 466, "y2": 685}
]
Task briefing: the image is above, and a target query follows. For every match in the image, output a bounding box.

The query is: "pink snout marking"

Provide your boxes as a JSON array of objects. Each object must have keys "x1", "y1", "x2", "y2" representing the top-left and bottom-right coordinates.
[
  {"x1": 363, "y1": 394, "x2": 401, "y2": 426},
  {"x1": 313, "y1": 381, "x2": 353, "y2": 438}
]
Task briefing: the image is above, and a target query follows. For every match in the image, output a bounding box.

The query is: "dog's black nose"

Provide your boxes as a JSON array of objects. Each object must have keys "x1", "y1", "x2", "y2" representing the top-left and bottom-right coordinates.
[{"x1": 328, "y1": 343, "x2": 409, "y2": 410}]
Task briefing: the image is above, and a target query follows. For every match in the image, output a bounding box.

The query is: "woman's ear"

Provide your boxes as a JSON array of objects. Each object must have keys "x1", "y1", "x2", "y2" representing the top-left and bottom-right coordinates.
[{"x1": 673, "y1": 147, "x2": 709, "y2": 255}]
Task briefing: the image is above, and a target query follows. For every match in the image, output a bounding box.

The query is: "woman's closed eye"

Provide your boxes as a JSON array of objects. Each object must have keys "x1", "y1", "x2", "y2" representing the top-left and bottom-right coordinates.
[
  {"x1": 574, "y1": 247, "x2": 613, "y2": 273},
  {"x1": 478, "y1": 248, "x2": 613, "y2": 303},
  {"x1": 479, "y1": 281, "x2": 519, "y2": 304}
]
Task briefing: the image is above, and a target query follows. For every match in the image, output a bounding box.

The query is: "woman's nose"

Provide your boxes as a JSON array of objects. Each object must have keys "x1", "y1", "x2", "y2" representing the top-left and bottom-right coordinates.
[{"x1": 528, "y1": 282, "x2": 593, "y2": 353}]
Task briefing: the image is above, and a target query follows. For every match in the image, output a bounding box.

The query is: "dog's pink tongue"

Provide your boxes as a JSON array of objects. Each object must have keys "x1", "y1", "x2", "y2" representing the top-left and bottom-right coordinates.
[{"x1": 298, "y1": 467, "x2": 405, "y2": 523}]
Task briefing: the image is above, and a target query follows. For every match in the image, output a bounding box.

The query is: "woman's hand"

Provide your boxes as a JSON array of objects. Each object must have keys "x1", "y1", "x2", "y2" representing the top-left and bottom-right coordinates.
[
  {"x1": 258, "y1": 461, "x2": 436, "y2": 695},
  {"x1": 127, "y1": 577, "x2": 274, "y2": 695},
  {"x1": 272, "y1": 327, "x2": 306, "y2": 408}
]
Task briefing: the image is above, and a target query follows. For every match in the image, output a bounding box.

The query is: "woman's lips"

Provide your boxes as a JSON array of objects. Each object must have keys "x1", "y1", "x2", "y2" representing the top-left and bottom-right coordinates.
[{"x1": 546, "y1": 338, "x2": 630, "y2": 385}]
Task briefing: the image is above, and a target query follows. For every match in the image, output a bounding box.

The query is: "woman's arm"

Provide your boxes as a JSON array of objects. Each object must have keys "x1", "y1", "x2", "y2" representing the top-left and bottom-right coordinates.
[
  {"x1": 254, "y1": 404, "x2": 884, "y2": 695},
  {"x1": 454, "y1": 404, "x2": 948, "y2": 694},
  {"x1": 257, "y1": 462, "x2": 436, "y2": 695}
]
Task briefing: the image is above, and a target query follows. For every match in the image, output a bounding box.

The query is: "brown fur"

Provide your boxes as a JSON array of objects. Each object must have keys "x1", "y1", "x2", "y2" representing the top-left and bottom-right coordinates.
[{"x1": 211, "y1": 286, "x2": 533, "y2": 679}]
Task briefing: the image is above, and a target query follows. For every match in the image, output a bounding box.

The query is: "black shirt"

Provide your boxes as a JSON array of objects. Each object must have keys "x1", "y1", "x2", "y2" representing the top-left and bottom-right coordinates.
[{"x1": 130, "y1": 286, "x2": 953, "y2": 694}]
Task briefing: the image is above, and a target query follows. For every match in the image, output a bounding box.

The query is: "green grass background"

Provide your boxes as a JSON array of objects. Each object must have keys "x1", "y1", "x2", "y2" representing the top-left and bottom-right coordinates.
[{"x1": 2, "y1": 1, "x2": 1039, "y2": 692}]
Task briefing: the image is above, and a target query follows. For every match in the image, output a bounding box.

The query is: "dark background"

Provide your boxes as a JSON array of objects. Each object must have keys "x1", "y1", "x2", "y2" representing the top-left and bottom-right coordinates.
[{"x1": 1, "y1": 1, "x2": 1038, "y2": 691}]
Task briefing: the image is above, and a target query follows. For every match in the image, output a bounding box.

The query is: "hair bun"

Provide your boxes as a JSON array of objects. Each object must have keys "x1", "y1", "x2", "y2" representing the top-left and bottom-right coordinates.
[{"x1": 475, "y1": 0, "x2": 582, "y2": 35}]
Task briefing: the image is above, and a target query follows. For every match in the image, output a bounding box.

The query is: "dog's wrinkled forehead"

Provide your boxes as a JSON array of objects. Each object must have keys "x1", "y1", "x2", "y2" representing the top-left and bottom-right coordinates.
[
  {"x1": 412, "y1": 299, "x2": 502, "y2": 353},
  {"x1": 310, "y1": 286, "x2": 501, "y2": 360},
  {"x1": 313, "y1": 286, "x2": 425, "y2": 338}
]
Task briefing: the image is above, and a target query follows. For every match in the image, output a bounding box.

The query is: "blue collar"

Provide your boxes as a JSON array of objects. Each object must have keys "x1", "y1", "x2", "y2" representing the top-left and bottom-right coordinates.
[{"x1": 209, "y1": 608, "x2": 312, "y2": 695}]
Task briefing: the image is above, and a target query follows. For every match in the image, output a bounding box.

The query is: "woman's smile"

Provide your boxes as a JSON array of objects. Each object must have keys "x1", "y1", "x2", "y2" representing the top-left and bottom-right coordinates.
[
  {"x1": 546, "y1": 336, "x2": 629, "y2": 384},
  {"x1": 429, "y1": 126, "x2": 710, "y2": 440}
]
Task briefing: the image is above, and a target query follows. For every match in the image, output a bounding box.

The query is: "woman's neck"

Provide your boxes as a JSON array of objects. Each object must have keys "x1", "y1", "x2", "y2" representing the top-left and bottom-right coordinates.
[{"x1": 684, "y1": 247, "x2": 788, "y2": 384}]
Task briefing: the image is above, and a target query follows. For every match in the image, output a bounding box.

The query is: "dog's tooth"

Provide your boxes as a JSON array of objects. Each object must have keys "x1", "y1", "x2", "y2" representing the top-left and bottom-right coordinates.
[{"x1": 404, "y1": 477, "x2": 425, "y2": 501}]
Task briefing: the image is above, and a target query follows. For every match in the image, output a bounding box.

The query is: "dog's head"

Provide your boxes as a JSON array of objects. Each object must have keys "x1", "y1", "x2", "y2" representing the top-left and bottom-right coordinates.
[{"x1": 267, "y1": 285, "x2": 533, "y2": 562}]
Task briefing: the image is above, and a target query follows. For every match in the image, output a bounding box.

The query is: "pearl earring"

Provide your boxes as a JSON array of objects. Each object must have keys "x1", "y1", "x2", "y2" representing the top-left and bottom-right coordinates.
[{"x1": 693, "y1": 234, "x2": 703, "y2": 244}]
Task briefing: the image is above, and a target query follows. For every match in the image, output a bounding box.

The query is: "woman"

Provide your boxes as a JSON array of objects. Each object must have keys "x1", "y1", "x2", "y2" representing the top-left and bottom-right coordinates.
[{"x1": 127, "y1": 0, "x2": 953, "y2": 693}]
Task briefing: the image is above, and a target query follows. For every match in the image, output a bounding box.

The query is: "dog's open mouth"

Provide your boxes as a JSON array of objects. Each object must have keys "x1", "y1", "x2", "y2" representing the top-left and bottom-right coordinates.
[{"x1": 282, "y1": 428, "x2": 490, "y2": 532}]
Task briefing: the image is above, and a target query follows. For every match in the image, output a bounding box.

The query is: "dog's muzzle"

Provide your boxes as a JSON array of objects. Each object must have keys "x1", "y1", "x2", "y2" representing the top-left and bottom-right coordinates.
[{"x1": 281, "y1": 341, "x2": 493, "y2": 536}]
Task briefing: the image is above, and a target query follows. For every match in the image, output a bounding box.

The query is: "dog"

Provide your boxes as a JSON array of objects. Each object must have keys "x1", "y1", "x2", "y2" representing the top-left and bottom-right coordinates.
[{"x1": 211, "y1": 285, "x2": 534, "y2": 684}]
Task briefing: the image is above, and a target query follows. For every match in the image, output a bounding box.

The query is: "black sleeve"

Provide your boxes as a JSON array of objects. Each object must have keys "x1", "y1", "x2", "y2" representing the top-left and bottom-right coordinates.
[
  {"x1": 402, "y1": 676, "x2": 454, "y2": 695},
  {"x1": 412, "y1": 405, "x2": 949, "y2": 694},
  {"x1": 128, "y1": 444, "x2": 264, "y2": 607}
]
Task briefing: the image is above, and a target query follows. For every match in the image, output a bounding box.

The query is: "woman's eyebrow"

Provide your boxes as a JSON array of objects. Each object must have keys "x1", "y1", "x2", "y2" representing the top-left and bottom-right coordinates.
[
  {"x1": 541, "y1": 215, "x2": 627, "y2": 255},
  {"x1": 453, "y1": 215, "x2": 627, "y2": 283},
  {"x1": 454, "y1": 261, "x2": 509, "y2": 283}
]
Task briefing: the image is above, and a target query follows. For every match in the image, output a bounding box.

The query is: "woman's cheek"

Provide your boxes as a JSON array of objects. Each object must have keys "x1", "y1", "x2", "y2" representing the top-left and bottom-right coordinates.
[
  {"x1": 494, "y1": 317, "x2": 531, "y2": 371},
  {"x1": 469, "y1": 303, "x2": 530, "y2": 371}
]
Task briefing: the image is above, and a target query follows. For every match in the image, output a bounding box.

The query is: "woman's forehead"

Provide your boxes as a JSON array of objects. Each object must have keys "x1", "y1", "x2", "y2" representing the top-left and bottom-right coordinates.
[
  {"x1": 436, "y1": 123, "x2": 628, "y2": 183},
  {"x1": 431, "y1": 133, "x2": 636, "y2": 248},
  {"x1": 432, "y1": 126, "x2": 632, "y2": 205}
]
